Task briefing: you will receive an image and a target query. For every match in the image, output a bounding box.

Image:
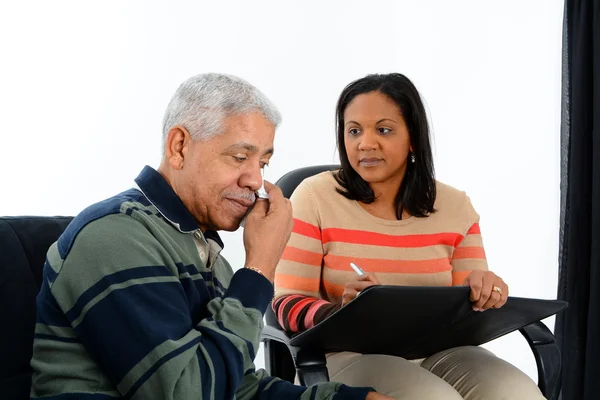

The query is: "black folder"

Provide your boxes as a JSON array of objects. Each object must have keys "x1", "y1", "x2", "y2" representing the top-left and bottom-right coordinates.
[{"x1": 288, "y1": 285, "x2": 567, "y2": 360}]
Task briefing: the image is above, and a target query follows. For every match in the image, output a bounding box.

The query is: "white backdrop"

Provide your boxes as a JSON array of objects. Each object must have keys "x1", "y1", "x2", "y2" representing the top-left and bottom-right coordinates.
[{"x1": 0, "y1": 0, "x2": 563, "y2": 382}]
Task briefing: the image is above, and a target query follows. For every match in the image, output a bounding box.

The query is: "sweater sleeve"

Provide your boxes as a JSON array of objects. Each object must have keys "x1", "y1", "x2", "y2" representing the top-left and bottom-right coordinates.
[
  {"x1": 42, "y1": 214, "x2": 269, "y2": 399},
  {"x1": 273, "y1": 180, "x2": 340, "y2": 333},
  {"x1": 450, "y1": 196, "x2": 489, "y2": 285}
]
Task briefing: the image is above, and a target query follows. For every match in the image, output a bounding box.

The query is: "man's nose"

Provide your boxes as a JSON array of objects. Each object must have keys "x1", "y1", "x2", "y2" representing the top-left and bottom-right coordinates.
[{"x1": 240, "y1": 164, "x2": 263, "y2": 192}]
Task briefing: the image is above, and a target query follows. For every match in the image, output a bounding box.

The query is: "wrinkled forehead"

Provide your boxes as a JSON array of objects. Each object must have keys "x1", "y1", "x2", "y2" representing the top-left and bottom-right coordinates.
[{"x1": 215, "y1": 113, "x2": 276, "y2": 155}]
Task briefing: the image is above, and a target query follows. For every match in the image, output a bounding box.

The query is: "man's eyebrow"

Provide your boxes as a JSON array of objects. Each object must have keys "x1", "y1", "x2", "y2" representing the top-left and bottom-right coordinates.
[{"x1": 225, "y1": 142, "x2": 274, "y2": 156}]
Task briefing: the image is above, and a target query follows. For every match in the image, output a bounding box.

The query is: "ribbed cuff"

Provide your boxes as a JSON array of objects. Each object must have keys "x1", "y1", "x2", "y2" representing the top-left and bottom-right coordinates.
[
  {"x1": 335, "y1": 384, "x2": 376, "y2": 399},
  {"x1": 224, "y1": 268, "x2": 274, "y2": 315}
]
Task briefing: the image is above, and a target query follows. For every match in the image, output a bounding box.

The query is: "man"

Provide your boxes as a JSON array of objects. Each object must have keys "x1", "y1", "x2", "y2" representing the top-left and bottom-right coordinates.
[{"x1": 30, "y1": 73, "x2": 392, "y2": 399}]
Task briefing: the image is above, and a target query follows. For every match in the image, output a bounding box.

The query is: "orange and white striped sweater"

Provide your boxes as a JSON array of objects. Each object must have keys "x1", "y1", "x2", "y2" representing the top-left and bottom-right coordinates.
[{"x1": 273, "y1": 171, "x2": 488, "y2": 333}]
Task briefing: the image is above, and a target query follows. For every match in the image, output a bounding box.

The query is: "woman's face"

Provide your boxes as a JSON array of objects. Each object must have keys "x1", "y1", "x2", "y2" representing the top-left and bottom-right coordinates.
[{"x1": 343, "y1": 91, "x2": 412, "y2": 188}]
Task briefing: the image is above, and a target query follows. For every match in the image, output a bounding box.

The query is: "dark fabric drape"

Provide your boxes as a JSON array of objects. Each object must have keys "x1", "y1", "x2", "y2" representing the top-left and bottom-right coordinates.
[{"x1": 555, "y1": 0, "x2": 600, "y2": 399}]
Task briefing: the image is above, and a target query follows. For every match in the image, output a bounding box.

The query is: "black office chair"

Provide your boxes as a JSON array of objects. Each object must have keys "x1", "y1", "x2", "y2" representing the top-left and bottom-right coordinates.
[
  {"x1": 0, "y1": 216, "x2": 73, "y2": 400},
  {"x1": 261, "y1": 164, "x2": 562, "y2": 400}
]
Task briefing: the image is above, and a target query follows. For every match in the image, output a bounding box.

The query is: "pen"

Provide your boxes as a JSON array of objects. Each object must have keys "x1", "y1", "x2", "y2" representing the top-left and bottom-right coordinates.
[{"x1": 350, "y1": 262, "x2": 365, "y2": 276}]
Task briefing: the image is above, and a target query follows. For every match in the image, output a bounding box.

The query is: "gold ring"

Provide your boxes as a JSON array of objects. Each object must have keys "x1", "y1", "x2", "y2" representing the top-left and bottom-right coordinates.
[{"x1": 492, "y1": 286, "x2": 503, "y2": 294}]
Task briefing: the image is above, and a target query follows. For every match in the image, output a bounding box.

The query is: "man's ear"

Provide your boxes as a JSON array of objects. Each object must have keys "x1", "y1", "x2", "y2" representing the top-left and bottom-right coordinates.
[{"x1": 165, "y1": 126, "x2": 191, "y2": 170}]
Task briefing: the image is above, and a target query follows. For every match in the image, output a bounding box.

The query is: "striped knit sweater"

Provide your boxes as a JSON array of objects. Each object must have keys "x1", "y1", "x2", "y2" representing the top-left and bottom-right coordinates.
[
  {"x1": 273, "y1": 171, "x2": 488, "y2": 333},
  {"x1": 30, "y1": 166, "x2": 373, "y2": 400}
]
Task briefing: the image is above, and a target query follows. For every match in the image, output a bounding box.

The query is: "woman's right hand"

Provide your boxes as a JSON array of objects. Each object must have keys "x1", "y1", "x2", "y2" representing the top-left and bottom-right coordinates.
[{"x1": 341, "y1": 272, "x2": 380, "y2": 306}]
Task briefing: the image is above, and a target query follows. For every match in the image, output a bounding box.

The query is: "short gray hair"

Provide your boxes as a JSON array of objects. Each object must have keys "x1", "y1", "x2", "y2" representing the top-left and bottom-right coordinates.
[{"x1": 162, "y1": 73, "x2": 282, "y2": 143}]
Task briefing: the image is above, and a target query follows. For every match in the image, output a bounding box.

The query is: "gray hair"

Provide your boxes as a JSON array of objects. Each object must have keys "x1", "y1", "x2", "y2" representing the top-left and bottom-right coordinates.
[{"x1": 162, "y1": 73, "x2": 282, "y2": 143}]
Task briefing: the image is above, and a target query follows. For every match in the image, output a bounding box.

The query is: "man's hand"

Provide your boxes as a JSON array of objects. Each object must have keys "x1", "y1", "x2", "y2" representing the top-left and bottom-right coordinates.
[
  {"x1": 462, "y1": 270, "x2": 509, "y2": 311},
  {"x1": 242, "y1": 180, "x2": 293, "y2": 282},
  {"x1": 341, "y1": 272, "x2": 380, "y2": 306},
  {"x1": 366, "y1": 392, "x2": 394, "y2": 400}
]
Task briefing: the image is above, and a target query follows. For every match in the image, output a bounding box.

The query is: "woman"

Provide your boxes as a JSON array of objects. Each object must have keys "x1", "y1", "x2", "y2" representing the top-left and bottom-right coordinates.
[{"x1": 273, "y1": 73, "x2": 544, "y2": 399}]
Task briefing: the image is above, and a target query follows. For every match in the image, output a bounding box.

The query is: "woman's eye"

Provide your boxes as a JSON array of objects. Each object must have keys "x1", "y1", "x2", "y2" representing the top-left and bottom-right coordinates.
[
  {"x1": 233, "y1": 155, "x2": 247, "y2": 162},
  {"x1": 348, "y1": 128, "x2": 361, "y2": 136},
  {"x1": 260, "y1": 161, "x2": 270, "y2": 168},
  {"x1": 378, "y1": 127, "x2": 392, "y2": 134}
]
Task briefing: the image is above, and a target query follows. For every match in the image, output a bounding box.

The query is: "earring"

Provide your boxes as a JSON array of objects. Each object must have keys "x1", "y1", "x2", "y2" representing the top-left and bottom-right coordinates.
[{"x1": 410, "y1": 153, "x2": 416, "y2": 163}]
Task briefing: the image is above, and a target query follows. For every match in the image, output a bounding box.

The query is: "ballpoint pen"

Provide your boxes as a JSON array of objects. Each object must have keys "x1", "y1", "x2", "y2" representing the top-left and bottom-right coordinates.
[{"x1": 350, "y1": 262, "x2": 365, "y2": 276}]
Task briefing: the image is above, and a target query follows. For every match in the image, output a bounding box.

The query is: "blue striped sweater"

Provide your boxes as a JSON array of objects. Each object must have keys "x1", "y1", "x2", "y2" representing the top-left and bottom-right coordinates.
[{"x1": 30, "y1": 165, "x2": 372, "y2": 400}]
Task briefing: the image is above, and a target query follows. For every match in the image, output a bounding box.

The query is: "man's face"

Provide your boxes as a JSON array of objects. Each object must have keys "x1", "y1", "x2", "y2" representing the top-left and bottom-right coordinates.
[{"x1": 171, "y1": 112, "x2": 275, "y2": 231}]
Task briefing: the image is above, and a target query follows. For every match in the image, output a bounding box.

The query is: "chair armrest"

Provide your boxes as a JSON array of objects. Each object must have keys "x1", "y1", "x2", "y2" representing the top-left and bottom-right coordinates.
[
  {"x1": 519, "y1": 320, "x2": 556, "y2": 346},
  {"x1": 261, "y1": 325, "x2": 330, "y2": 386},
  {"x1": 519, "y1": 321, "x2": 561, "y2": 400},
  {"x1": 261, "y1": 325, "x2": 293, "y2": 346}
]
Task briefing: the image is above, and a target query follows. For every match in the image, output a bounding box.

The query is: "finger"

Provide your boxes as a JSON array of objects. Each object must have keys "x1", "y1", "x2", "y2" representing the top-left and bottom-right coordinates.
[
  {"x1": 355, "y1": 274, "x2": 374, "y2": 282},
  {"x1": 344, "y1": 281, "x2": 364, "y2": 290},
  {"x1": 346, "y1": 280, "x2": 376, "y2": 291},
  {"x1": 481, "y1": 288, "x2": 501, "y2": 310},
  {"x1": 462, "y1": 269, "x2": 480, "y2": 286},
  {"x1": 287, "y1": 208, "x2": 294, "y2": 231},
  {"x1": 246, "y1": 197, "x2": 268, "y2": 218},
  {"x1": 493, "y1": 281, "x2": 509, "y2": 309},
  {"x1": 367, "y1": 272, "x2": 380, "y2": 285},
  {"x1": 285, "y1": 198, "x2": 293, "y2": 216},
  {"x1": 352, "y1": 272, "x2": 379, "y2": 284},
  {"x1": 467, "y1": 273, "x2": 482, "y2": 303},
  {"x1": 262, "y1": 181, "x2": 286, "y2": 214},
  {"x1": 474, "y1": 273, "x2": 495, "y2": 309},
  {"x1": 342, "y1": 288, "x2": 358, "y2": 305}
]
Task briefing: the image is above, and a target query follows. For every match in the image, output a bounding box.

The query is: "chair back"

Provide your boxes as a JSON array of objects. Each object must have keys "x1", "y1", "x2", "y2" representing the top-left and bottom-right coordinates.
[
  {"x1": 265, "y1": 165, "x2": 339, "y2": 329},
  {"x1": 0, "y1": 216, "x2": 73, "y2": 400},
  {"x1": 275, "y1": 165, "x2": 340, "y2": 198}
]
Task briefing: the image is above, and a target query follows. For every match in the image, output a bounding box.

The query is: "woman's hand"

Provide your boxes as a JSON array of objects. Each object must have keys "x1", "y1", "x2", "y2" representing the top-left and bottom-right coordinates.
[
  {"x1": 341, "y1": 272, "x2": 380, "y2": 306},
  {"x1": 463, "y1": 270, "x2": 509, "y2": 311}
]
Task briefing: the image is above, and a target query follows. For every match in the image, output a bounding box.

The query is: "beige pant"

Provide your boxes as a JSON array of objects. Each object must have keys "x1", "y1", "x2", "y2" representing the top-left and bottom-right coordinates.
[{"x1": 326, "y1": 346, "x2": 545, "y2": 400}]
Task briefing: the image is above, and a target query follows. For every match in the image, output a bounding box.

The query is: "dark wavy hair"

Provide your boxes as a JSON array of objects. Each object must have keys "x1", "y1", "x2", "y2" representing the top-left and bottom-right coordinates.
[{"x1": 334, "y1": 73, "x2": 436, "y2": 219}]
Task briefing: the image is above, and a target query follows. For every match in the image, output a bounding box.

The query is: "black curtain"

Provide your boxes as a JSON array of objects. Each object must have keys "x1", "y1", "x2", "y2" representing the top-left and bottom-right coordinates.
[{"x1": 555, "y1": 0, "x2": 600, "y2": 399}]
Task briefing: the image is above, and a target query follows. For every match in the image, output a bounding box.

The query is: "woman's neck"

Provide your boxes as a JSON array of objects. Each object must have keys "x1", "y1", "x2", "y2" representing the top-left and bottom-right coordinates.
[{"x1": 360, "y1": 175, "x2": 410, "y2": 220}]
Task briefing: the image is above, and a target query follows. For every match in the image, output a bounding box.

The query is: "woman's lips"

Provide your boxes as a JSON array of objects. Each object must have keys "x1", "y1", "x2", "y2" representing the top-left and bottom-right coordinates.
[{"x1": 359, "y1": 158, "x2": 383, "y2": 167}]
